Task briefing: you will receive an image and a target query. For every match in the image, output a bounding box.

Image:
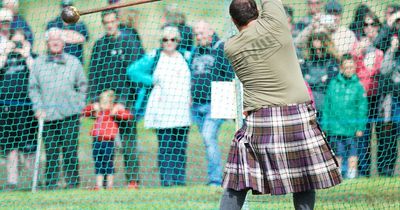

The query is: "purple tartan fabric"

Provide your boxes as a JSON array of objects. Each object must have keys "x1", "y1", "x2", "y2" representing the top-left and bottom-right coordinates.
[{"x1": 222, "y1": 102, "x2": 342, "y2": 195}]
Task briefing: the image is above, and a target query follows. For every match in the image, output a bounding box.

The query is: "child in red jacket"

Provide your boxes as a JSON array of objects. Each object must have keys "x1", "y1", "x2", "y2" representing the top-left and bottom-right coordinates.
[{"x1": 83, "y1": 90, "x2": 133, "y2": 190}]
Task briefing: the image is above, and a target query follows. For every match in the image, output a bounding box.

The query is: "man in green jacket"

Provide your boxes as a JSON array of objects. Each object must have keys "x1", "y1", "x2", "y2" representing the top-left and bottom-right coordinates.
[{"x1": 322, "y1": 54, "x2": 368, "y2": 179}]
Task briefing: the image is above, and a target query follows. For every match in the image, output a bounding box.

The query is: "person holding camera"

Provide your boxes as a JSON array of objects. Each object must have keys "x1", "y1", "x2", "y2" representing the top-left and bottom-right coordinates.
[
  {"x1": 2, "y1": 0, "x2": 34, "y2": 45},
  {"x1": 295, "y1": 1, "x2": 357, "y2": 58},
  {"x1": 294, "y1": 0, "x2": 324, "y2": 37},
  {"x1": 0, "y1": 8, "x2": 37, "y2": 190}
]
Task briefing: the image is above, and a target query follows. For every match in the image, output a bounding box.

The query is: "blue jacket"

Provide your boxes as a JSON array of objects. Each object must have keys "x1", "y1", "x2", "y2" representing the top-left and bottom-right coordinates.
[{"x1": 127, "y1": 49, "x2": 193, "y2": 113}]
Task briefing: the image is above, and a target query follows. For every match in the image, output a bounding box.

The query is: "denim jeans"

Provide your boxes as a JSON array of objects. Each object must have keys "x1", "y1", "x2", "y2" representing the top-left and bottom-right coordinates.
[
  {"x1": 92, "y1": 141, "x2": 115, "y2": 175},
  {"x1": 192, "y1": 103, "x2": 224, "y2": 185}
]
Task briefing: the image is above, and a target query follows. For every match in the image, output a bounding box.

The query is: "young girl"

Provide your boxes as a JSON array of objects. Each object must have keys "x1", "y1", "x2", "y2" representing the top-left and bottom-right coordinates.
[
  {"x1": 83, "y1": 90, "x2": 133, "y2": 190},
  {"x1": 322, "y1": 54, "x2": 368, "y2": 178}
]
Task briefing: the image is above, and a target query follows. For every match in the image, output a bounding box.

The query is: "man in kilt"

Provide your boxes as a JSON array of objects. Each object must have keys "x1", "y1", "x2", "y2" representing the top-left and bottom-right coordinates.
[{"x1": 219, "y1": 1, "x2": 342, "y2": 209}]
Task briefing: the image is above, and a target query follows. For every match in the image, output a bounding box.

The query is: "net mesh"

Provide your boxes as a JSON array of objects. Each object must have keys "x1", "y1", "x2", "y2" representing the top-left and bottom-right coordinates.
[{"x1": 0, "y1": 0, "x2": 399, "y2": 209}]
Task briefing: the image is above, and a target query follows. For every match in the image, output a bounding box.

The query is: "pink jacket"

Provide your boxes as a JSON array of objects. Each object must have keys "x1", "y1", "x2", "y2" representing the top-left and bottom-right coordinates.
[{"x1": 351, "y1": 43, "x2": 383, "y2": 96}]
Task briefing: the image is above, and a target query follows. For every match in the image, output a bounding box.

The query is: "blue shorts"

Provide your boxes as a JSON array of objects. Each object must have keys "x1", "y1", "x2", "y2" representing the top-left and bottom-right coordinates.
[
  {"x1": 329, "y1": 136, "x2": 357, "y2": 158},
  {"x1": 92, "y1": 140, "x2": 115, "y2": 175}
]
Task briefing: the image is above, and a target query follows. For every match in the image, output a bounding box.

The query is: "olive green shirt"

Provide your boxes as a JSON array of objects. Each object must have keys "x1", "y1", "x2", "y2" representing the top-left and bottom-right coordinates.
[{"x1": 225, "y1": 0, "x2": 309, "y2": 112}]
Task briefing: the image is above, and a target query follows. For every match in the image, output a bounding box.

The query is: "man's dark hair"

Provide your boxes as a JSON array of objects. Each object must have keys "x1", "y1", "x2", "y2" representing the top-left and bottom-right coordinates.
[
  {"x1": 229, "y1": 0, "x2": 259, "y2": 27},
  {"x1": 101, "y1": 9, "x2": 119, "y2": 22}
]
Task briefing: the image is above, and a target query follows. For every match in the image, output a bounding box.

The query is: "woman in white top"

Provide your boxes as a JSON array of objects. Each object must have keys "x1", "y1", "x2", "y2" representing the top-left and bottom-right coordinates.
[{"x1": 127, "y1": 26, "x2": 192, "y2": 187}]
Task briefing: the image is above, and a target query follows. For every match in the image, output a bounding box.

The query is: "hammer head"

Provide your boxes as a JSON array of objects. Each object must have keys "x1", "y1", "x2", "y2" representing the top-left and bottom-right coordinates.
[{"x1": 61, "y1": 6, "x2": 80, "y2": 24}]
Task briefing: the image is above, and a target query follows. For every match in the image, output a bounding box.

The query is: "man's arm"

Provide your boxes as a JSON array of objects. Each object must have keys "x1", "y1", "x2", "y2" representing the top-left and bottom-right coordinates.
[
  {"x1": 355, "y1": 85, "x2": 368, "y2": 133},
  {"x1": 29, "y1": 59, "x2": 44, "y2": 113},
  {"x1": 88, "y1": 41, "x2": 101, "y2": 103},
  {"x1": 62, "y1": 30, "x2": 86, "y2": 44},
  {"x1": 259, "y1": 0, "x2": 286, "y2": 22},
  {"x1": 16, "y1": 17, "x2": 35, "y2": 45},
  {"x1": 63, "y1": 23, "x2": 90, "y2": 44}
]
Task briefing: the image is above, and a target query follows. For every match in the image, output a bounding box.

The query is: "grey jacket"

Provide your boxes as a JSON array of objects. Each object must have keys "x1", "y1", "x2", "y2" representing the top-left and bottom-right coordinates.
[{"x1": 29, "y1": 53, "x2": 88, "y2": 121}]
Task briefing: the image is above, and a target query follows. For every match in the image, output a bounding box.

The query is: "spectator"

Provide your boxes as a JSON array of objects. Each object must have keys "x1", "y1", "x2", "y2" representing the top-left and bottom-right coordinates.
[
  {"x1": 3, "y1": 0, "x2": 34, "y2": 45},
  {"x1": 351, "y1": 14, "x2": 384, "y2": 177},
  {"x1": 376, "y1": 33, "x2": 400, "y2": 177},
  {"x1": 46, "y1": 0, "x2": 89, "y2": 63},
  {"x1": 83, "y1": 89, "x2": 133, "y2": 190},
  {"x1": 384, "y1": 4, "x2": 400, "y2": 25},
  {"x1": 88, "y1": 9, "x2": 144, "y2": 189},
  {"x1": 162, "y1": 3, "x2": 194, "y2": 51},
  {"x1": 127, "y1": 26, "x2": 192, "y2": 187},
  {"x1": 374, "y1": 6, "x2": 400, "y2": 53},
  {"x1": 301, "y1": 32, "x2": 340, "y2": 120},
  {"x1": 322, "y1": 54, "x2": 368, "y2": 179},
  {"x1": 295, "y1": 0, "x2": 357, "y2": 57},
  {"x1": 0, "y1": 10, "x2": 37, "y2": 190},
  {"x1": 29, "y1": 28, "x2": 87, "y2": 190},
  {"x1": 326, "y1": 0, "x2": 358, "y2": 56},
  {"x1": 295, "y1": 0, "x2": 324, "y2": 36},
  {"x1": 0, "y1": 8, "x2": 12, "y2": 60},
  {"x1": 191, "y1": 20, "x2": 234, "y2": 187},
  {"x1": 349, "y1": 4, "x2": 373, "y2": 40},
  {"x1": 108, "y1": 0, "x2": 144, "y2": 53}
]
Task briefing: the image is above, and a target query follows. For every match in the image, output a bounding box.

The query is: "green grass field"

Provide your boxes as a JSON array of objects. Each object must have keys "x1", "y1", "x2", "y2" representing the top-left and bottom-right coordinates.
[{"x1": 0, "y1": 178, "x2": 398, "y2": 209}]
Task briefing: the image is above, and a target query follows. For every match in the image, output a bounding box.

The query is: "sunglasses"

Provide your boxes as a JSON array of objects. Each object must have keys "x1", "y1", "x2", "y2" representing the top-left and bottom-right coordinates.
[
  {"x1": 162, "y1": 38, "x2": 177, "y2": 43},
  {"x1": 363, "y1": 22, "x2": 378, "y2": 27}
]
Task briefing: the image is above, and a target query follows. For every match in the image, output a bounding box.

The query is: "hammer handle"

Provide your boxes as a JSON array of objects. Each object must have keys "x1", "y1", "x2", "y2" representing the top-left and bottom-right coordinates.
[{"x1": 80, "y1": 0, "x2": 161, "y2": 16}]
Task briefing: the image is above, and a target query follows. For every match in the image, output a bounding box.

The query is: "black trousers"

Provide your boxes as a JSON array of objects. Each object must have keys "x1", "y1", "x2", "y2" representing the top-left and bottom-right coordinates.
[
  {"x1": 375, "y1": 122, "x2": 398, "y2": 176},
  {"x1": 358, "y1": 95, "x2": 379, "y2": 176},
  {"x1": 118, "y1": 119, "x2": 140, "y2": 183},
  {"x1": 156, "y1": 127, "x2": 189, "y2": 187},
  {"x1": 0, "y1": 105, "x2": 38, "y2": 154},
  {"x1": 43, "y1": 114, "x2": 80, "y2": 188}
]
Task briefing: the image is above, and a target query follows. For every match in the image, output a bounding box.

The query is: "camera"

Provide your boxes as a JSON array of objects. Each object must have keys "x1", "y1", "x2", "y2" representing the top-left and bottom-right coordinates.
[{"x1": 319, "y1": 14, "x2": 336, "y2": 31}]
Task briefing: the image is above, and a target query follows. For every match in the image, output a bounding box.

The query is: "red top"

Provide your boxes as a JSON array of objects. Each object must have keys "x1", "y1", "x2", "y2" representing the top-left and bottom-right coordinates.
[
  {"x1": 82, "y1": 104, "x2": 133, "y2": 141},
  {"x1": 351, "y1": 43, "x2": 384, "y2": 96}
]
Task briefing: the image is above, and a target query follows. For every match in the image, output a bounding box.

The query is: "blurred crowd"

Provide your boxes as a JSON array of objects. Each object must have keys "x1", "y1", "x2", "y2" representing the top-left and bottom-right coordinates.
[
  {"x1": 286, "y1": 0, "x2": 399, "y2": 179},
  {"x1": 0, "y1": 0, "x2": 399, "y2": 191}
]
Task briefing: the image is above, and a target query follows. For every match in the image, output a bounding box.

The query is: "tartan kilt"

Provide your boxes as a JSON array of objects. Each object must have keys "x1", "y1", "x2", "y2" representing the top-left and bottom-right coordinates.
[{"x1": 222, "y1": 102, "x2": 342, "y2": 195}]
